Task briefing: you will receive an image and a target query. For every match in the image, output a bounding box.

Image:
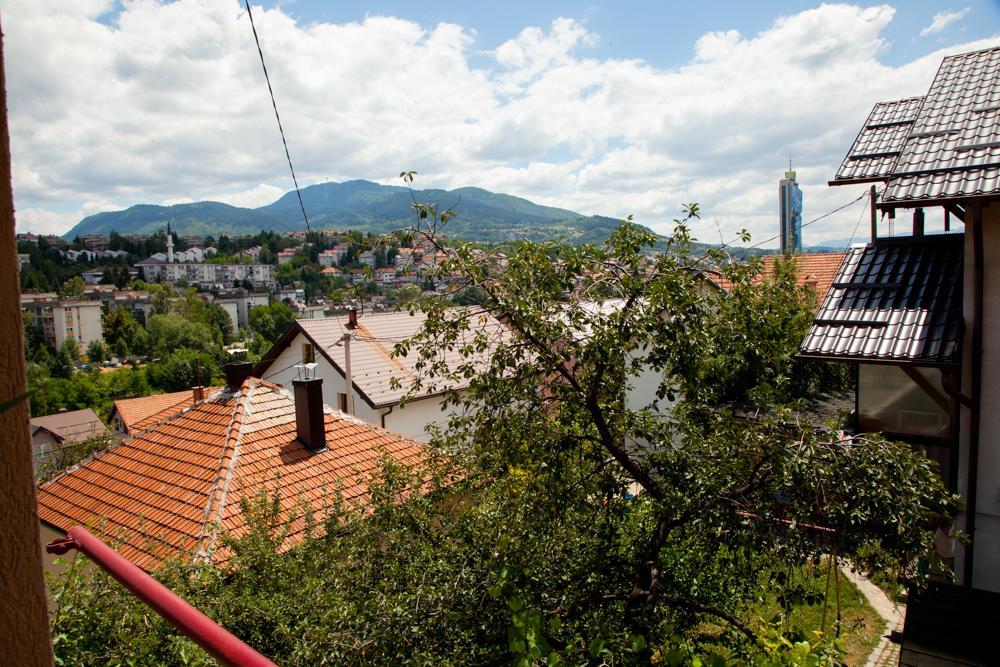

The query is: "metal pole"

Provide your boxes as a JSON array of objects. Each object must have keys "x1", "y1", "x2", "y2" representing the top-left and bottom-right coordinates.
[
  {"x1": 343, "y1": 333, "x2": 354, "y2": 416},
  {"x1": 47, "y1": 527, "x2": 277, "y2": 667}
]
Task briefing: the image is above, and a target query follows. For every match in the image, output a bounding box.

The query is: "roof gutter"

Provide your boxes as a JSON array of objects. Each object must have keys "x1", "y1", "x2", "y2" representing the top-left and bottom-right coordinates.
[{"x1": 963, "y1": 202, "x2": 984, "y2": 587}]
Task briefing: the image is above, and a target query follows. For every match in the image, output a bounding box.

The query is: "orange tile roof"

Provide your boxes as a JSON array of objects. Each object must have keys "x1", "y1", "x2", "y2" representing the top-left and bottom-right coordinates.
[
  {"x1": 760, "y1": 252, "x2": 846, "y2": 300},
  {"x1": 704, "y1": 252, "x2": 847, "y2": 309},
  {"x1": 39, "y1": 378, "x2": 425, "y2": 571},
  {"x1": 112, "y1": 389, "x2": 222, "y2": 435}
]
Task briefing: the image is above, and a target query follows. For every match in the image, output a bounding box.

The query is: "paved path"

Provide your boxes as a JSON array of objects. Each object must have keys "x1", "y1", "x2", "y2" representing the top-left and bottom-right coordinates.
[{"x1": 838, "y1": 563, "x2": 904, "y2": 667}]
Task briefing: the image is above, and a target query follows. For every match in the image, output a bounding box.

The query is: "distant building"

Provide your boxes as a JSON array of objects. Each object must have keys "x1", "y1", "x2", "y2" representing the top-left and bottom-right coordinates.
[
  {"x1": 277, "y1": 249, "x2": 297, "y2": 265},
  {"x1": 21, "y1": 295, "x2": 103, "y2": 350},
  {"x1": 135, "y1": 260, "x2": 275, "y2": 288},
  {"x1": 17, "y1": 253, "x2": 30, "y2": 271},
  {"x1": 778, "y1": 169, "x2": 803, "y2": 254},
  {"x1": 80, "y1": 235, "x2": 108, "y2": 252}
]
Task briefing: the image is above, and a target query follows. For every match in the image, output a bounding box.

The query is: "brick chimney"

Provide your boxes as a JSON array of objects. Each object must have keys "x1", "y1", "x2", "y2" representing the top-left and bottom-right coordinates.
[
  {"x1": 346, "y1": 306, "x2": 358, "y2": 329},
  {"x1": 293, "y1": 378, "x2": 326, "y2": 451},
  {"x1": 192, "y1": 385, "x2": 205, "y2": 402}
]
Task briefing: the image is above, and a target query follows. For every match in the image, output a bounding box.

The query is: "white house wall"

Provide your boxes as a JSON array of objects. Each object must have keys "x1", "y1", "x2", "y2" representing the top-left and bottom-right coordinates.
[{"x1": 259, "y1": 331, "x2": 454, "y2": 441}]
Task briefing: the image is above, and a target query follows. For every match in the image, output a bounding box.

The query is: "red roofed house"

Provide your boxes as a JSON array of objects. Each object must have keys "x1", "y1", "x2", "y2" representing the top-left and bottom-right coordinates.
[
  {"x1": 109, "y1": 387, "x2": 223, "y2": 435},
  {"x1": 37, "y1": 372, "x2": 426, "y2": 572}
]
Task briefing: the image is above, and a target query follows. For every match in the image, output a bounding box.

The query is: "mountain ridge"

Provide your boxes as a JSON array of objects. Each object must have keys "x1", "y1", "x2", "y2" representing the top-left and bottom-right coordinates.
[{"x1": 63, "y1": 180, "x2": 627, "y2": 245}]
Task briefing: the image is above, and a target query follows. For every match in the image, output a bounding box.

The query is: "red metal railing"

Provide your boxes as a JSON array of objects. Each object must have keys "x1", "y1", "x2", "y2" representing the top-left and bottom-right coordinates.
[{"x1": 47, "y1": 526, "x2": 277, "y2": 667}]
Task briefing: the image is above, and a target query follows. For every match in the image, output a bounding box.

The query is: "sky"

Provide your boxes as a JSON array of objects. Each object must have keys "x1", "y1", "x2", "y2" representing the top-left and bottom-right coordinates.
[{"x1": 3, "y1": 1, "x2": 998, "y2": 247}]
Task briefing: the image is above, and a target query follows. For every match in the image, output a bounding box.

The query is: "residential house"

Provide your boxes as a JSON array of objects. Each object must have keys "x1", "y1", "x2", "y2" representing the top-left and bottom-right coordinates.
[
  {"x1": 80, "y1": 235, "x2": 108, "y2": 252},
  {"x1": 37, "y1": 375, "x2": 425, "y2": 572},
  {"x1": 17, "y1": 252, "x2": 29, "y2": 270},
  {"x1": 254, "y1": 309, "x2": 508, "y2": 440},
  {"x1": 30, "y1": 409, "x2": 109, "y2": 471},
  {"x1": 358, "y1": 250, "x2": 376, "y2": 267},
  {"x1": 110, "y1": 387, "x2": 222, "y2": 435},
  {"x1": 799, "y1": 46, "x2": 1000, "y2": 665},
  {"x1": 277, "y1": 248, "x2": 297, "y2": 265}
]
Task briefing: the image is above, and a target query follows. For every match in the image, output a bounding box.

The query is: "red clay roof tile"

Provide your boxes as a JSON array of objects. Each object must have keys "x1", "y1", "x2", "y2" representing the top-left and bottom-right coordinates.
[{"x1": 38, "y1": 378, "x2": 426, "y2": 572}]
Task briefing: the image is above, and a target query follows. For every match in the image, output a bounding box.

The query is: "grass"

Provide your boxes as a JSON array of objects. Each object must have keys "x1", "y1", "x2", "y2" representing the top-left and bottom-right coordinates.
[{"x1": 756, "y1": 561, "x2": 885, "y2": 666}]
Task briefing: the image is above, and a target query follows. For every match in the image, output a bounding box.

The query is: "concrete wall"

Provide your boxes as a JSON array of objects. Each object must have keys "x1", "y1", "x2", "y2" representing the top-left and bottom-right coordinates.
[{"x1": 957, "y1": 201, "x2": 1000, "y2": 592}]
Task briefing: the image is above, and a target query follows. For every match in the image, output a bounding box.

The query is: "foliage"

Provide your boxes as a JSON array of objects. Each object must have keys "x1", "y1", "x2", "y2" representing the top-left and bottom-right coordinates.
[
  {"x1": 59, "y1": 276, "x2": 86, "y2": 299},
  {"x1": 145, "y1": 349, "x2": 219, "y2": 392},
  {"x1": 101, "y1": 308, "x2": 148, "y2": 359},
  {"x1": 29, "y1": 366, "x2": 151, "y2": 420},
  {"x1": 249, "y1": 300, "x2": 296, "y2": 345},
  {"x1": 86, "y1": 340, "x2": 107, "y2": 364},
  {"x1": 147, "y1": 314, "x2": 216, "y2": 358}
]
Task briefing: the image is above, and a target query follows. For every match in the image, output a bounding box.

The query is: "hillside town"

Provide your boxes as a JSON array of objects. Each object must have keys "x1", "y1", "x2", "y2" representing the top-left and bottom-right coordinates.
[{"x1": 2, "y1": 3, "x2": 999, "y2": 666}]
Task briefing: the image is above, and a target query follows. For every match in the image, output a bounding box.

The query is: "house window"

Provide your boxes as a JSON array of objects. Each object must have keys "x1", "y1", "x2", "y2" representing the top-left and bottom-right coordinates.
[
  {"x1": 337, "y1": 392, "x2": 347, "y2": 412},
  {"x1": 302, "y1": 342, "x2": 315, "y2": 364}
]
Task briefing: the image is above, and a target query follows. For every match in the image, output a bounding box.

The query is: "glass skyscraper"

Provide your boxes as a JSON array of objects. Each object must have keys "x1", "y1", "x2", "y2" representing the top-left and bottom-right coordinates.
[{"x1": 779, "y1": 170, "x2": 803, "y2": 254}]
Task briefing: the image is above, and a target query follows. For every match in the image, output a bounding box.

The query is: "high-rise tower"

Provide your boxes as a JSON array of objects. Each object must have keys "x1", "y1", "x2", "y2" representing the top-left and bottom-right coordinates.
[{"x1": 778, "y1": 169, "x2": 803, "y2": 254}]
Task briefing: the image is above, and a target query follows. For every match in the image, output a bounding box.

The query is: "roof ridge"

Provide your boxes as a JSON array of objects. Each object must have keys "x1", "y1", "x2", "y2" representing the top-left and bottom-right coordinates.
[
  {"x1": 123, "y1": 387, "x2": 226, "y2": 438},
  {"x1": 194, "y1": 379, "x2": 254, "y2": 564}
]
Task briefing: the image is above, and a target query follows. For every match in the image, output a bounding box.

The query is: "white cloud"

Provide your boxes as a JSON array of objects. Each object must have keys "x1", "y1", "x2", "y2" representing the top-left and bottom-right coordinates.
[
  {"x1": 2, "y1": 0, "x2": 996, "y2": 247},
  {"x1": 210, "y1": 184, "x2": 286, "y2": 209},
  {"x1": 920, "y1": 7, "x2": 971, "y2": 37}
]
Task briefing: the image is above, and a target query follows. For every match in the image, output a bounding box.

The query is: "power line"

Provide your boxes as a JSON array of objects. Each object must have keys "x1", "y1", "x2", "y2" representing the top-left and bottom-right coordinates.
[
  {"x1": 244, "y1": 0, "x2": 311, "y2": 233},
  {"x1": 729, "y1": 190, "x2": 870, "y2": 258}
]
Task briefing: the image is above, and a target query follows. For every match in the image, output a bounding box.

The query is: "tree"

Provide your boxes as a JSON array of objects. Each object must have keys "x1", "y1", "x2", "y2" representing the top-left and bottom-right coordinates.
[
  {"x1": 49, "y1": 345, "x2": 74, "y2": 379},
  {"x1": 249, "y1": 301, "x2": 296, "y2": 345},
  {"x1": 145, "y1": 349, "x2": 218, "y2": 392},
  {"x1": 102, "y1": 309, "x2": 147, "y2": 358},
  {"x1": 60, "y1": 275, "x2": 86, "y2": 299},
  {"x1": 86, "y1": 340, "x2": 106, "y2": 364},
  {"x1": 59, "y1": 337, "x2": 80, "y2": 364},
  {"x1": 146, "y1": 314, "x2": 214, "y2": 358},
  {"x1": 391, "y1": 204, "x2": 957, "y2": 660}
]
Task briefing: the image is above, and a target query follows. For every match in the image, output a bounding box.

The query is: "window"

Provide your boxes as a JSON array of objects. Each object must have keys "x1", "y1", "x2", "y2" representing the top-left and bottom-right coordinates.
[
  {"x1": 337, "y1": 392, "x2": 348, "y2": 412},
  {"x1": 302, "y1": 342, "x2": 315, "y2": 364}
]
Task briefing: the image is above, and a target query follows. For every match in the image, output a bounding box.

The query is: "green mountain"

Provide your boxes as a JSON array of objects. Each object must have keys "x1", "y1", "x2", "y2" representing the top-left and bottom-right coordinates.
[{"x1": 63, "y1": 180, "x2": 629, "y2": 245}]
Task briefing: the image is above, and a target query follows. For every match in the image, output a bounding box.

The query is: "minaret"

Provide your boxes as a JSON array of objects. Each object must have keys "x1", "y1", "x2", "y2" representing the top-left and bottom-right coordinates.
[{"x1": 166, "y1": 222, "x2": 174, "y2": 263}]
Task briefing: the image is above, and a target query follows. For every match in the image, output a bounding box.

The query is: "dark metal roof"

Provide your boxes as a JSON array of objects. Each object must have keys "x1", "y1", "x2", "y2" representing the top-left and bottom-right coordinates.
[
  {"x1": 832, "y1": 97, "x2": 924, "y2": 183},
  {"x1": 831, "y1": 46, "x2": 1000, "y2": 205},
  {"x1": 799, "y1": 234, "x2": 963, "y2": 364}
]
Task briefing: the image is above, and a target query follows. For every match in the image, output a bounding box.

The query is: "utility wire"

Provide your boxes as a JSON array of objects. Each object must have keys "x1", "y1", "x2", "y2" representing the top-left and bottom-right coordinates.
[
  {"x1": 729, "y1": 190, "x2": 870, "y2": 258},
  {"x1": 244, "y1": 0, "x2": 311, "y2": 233}
]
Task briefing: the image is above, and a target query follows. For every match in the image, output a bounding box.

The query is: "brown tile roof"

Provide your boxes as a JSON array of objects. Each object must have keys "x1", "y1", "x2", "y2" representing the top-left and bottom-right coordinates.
[
  {"x1": 832, "y1": 46, "x2": 1000, "y2": 205},
  {"x1": 37, "y1": 378, "x2": 426, "y2": 571},
  {"x1": 30, "y1": 409, "x2": 107, "y2": 444},
  {"x1": 112, "y1": 389, "x2": 222, "y2": 435},
  {"x1": 255, "y1": 310, "x2": 511, "y2": 408}
]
